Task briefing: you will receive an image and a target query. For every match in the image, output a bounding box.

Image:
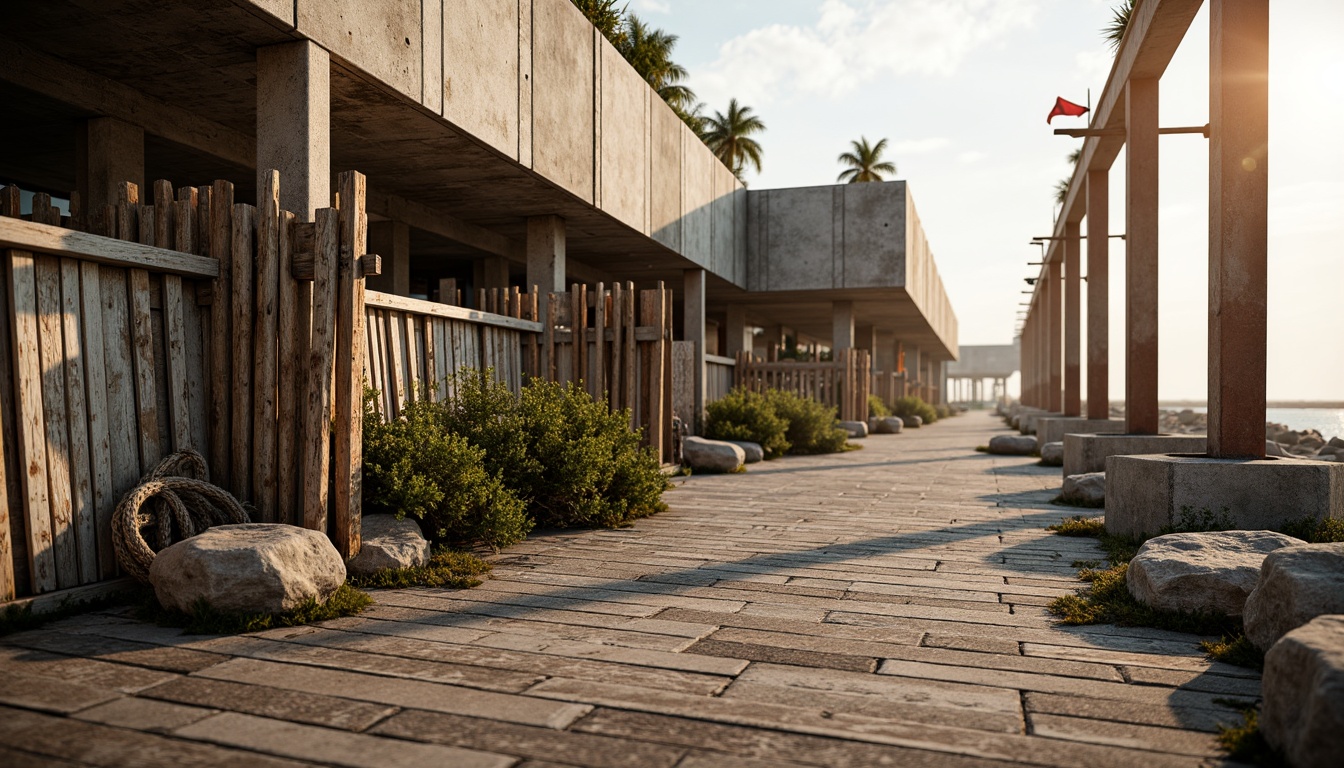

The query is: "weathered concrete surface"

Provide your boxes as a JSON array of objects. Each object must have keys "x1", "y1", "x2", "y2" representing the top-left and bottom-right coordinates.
[
  {"x1": 1105, "y1": 454, "x2": 1344, "y2": 539},
  {"x1": 442, "y1": 0, "x2": 521, "y2": 159},
  {"x1": 0, "y1": 413, "x2": 1245, "y2": 766},
  {"x1": 1020, "y1": 411, "x2": 1063, "y2": 436},
  {"x1": 1063, "y1": 433, "x2": 1206, "y2": 477},
  {"x1": 530, "y1": 0, "x2": 595, "y2": 203},
  {"x1": 1036, "y1": 418, "x2": 1125, "y2": 451},
  {"x1": 297, "y1": 0, "x2": 423, "y2": 102}
]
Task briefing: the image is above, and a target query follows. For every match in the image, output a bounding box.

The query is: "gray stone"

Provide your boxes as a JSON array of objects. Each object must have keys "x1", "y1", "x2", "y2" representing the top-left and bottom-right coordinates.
[
  {"x1": 1276, "y1": 430, "x2": 1301, "y2": 446},
  {"x1": 724, "y1": 441, "x2": 765, "y2": 464},
  {"x1": 150, "y1": 524, "x2": 346, "y2": 616},
  {"x1": 346, "y1": 515, "x2": 431, "y2": 577},
  {"x1": 682, "y1": 437, "x2": 745, "y2": 473},
  {"x1": 1244, "y1": 543, "x2": 1344, "y2": 650},
  {"x1": 1329, "y1": 437, "x2": 1344, "y2": 450},
  {"x1": 987, "y1": 435, "x2": 1036, "y2": 456},
  {"x1": 1265, "y1": 440, "x2": 1290, "y2": 458},
  {"x1": 1261, "y1": 615, "x2": 1344, "y2": 768},
  {"x1": 838, "y1": 420, "x2": 868, "y2": 439},
  {"x1": 879, "y1": 417, "x2": 904, "y2": 434},
  {"x1": 1177, "y1": 409, "x2": 1199, "y2": 426},
  {"x1": 1061, "y1": 473, "x2": 1105, "y2": 507},
  {"x1": 1035, "y1": 417, "x2": 1125, "y2": 451},
  {"x1": 1039, "y1": 442, "x2": 1064, "y2": 467},
  {"x1": 1126, "y1": 531, "x2": 1306, "y2": 617},
  {"x1": 902, "y1": 415, "x2": 923, "y2": 428}
]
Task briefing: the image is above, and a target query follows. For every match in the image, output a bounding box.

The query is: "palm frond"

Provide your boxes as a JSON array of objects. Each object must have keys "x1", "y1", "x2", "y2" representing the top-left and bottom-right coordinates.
[{"x1": 1103, "y1": 0, "x2": 1135, "y2": 53}]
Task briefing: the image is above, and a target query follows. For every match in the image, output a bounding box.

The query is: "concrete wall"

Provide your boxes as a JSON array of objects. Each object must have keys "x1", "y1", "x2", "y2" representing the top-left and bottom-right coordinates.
[
  {"x1": 442, "y1": 0, "x2": 520, "y2": 160},
  {"x1": 598, "y1": 35, "x2": 648, "y2": 233},
  {"x1": 902, "y1": 187, "x2": 958, "y2": 356},
  {"x1": 530, "y1": 0, "x2": 595, "y2": 203},
  {"x1": 947, "y1": 343, "x2": 1020, "y2": 378}
]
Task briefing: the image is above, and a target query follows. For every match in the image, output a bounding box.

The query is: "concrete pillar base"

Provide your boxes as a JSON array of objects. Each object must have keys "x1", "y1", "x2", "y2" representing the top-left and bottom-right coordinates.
[
  {"x1": 1020, "y1": 411, "x2": 1063, "y2": 436},
  {"x1": 1036, "y1": 418, "x2": 1126, "y2": 451},
  {"x1": 1063, "y1": 434, "x2": 1207, "y2": 477},
  {"x1": 1105, "y1": 454, "x2": 1344, "y2": 539}
]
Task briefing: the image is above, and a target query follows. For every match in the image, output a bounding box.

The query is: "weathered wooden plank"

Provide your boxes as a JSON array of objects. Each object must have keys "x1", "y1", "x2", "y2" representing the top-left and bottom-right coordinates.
[
  {"x1": 128, "y1": 268, "x2": 161, "y2": 472},
  {"x1": 99, "y1": 267, "x2": 139, "y2": 536},
  {"x1": 162, "y1": 275, "x2": 191, "y2": 452},
  {"x1": 333, "y1": 172, "x2": 367, "y2": 558},
  {"x1": 362, "y1": 290, "x2": 542, "y2": 333},
  {"x1": 423, "y1": 315, "x2": 437, "y2": 401},
  {"x1": 277, "y1": 210, "x2": 299, "y2": 527},
  {"x1": 404, "y1": 314, "x2": 419, "y2": 400},
  {"x1": 386, "y1": 310, "x2": 406, "y2": 415},
  {"x1": 302, "y1": 209, "x2": 338, "y2": 534},
  {"x1": 253, "y1": 173, "x2": 281, "y2": 522},
  {"x1": 207, "y1": 182, "x2": 233, "y2": 489},
  {"x1": 594, "y1": 283, "x2": 606, "y2": 402},
  {"x1": 6, "y1": 249, "x2": 56, "y2": 593},
  {"x1": 33, "y1": 254, "x2": 77, "y2": 589},
  {"x1": 623, "y1": 282, "x2": 637, "y2": 424},
  {"x1": 0, "y1": 249, "x2": 18, "y2": 599},
  {"x1": 610, "y1": 282, "x2": 622, "y2": 414},
  {"x1": 58, "y1": 258, "x2": 97, "y2": 583},
  {"x1": 229, "y1": 204, "x2": 255, "y2": 503}
]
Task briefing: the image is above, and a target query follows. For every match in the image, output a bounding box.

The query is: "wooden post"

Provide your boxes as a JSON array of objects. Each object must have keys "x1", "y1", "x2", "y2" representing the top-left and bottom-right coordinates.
[
  {"x1": 301, "y1": 208, "x2": 338, "y2": 534},
  {"x1": 253, "y1": 171, "x2": 281, "y2": 521},
  {"x1": 1126, "y1": 77, "x2": 1161, "y2": 435},
  {"x1": 334, "y1": 171, "x2": 367, "y2": 558},
  {"x1": 229, "y1": 204, "x2": 256, "y2": 500},
  {"x1": 277, "y1": 209, "x2": 300, "y2": 525},
  {"x1": 208, "y1": 181, "x2": 234, "y2": 488},
  {"x1": 1086, "y1": 169, "x2": 1110, "y2": 420}
]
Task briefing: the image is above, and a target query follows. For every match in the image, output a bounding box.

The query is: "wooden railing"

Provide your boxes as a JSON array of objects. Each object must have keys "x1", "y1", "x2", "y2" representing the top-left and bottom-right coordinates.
[
  {"x1": 734, "y1": 349, "x2": 872, "y2": 422},
  {"x1": 705, "y1": 354, "x2": 736, "y2": 405},
  {"x1": 872, "y1": 370, "x2": 908, "y2": 410}
]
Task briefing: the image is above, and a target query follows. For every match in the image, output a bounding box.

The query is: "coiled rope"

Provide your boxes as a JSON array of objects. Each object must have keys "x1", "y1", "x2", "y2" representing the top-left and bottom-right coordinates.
[{"x1": 111, "y1": 449, "x2": 250, "y2": 583}]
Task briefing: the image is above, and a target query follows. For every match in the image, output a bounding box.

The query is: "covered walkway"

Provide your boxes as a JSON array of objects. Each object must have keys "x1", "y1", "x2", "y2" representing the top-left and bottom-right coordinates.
[{"x1": 0, "y1": 413, "x2": 1253, "y2": 767}]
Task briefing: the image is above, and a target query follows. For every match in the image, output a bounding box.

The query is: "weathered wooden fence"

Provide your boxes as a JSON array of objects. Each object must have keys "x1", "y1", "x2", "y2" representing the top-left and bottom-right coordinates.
[
  {"x1": 872, "y1": 370, "x2": 908, "y2": 410},
  {"x1": 705, "y1": 355, "x2": 736, "y2": 405},
  {"x1": 734, "y1": 349, "x2": 872, "y2": 423},
  {"x1": 0, "y1": 170, "x2": 368, "y2": 603}
]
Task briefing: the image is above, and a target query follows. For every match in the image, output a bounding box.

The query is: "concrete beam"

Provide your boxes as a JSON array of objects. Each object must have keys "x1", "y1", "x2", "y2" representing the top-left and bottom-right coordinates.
[
  {"x1": 832, "y1": 301, "x2": 855, "y2": 351},
  {"x1": 257, "y1": 41, "x2": 330, "y2": 219},
  {"x1": 1207, "y1": 0, "x2": 1269, "y2": 459},
  {"x1": 1063, "y1": 221, "x2": 1081, "y2": 417},
  {"x1": 725, "y1": 304, "x2": 751, "y2": 358},
  {"x1": 684, "y1": 268, "x2": 707, "y2": 432},
  {"x1": 75, "y1": 117, "x2": 143, "y2": 214},
  {"x1": 1086, "y1": 169, "x2": 1110, "y2": 420},
  {"x1": 366, "y1": 190, "x2": 522, "y2": 261},
  {"x1": 366, "y1": 220, "x2": 410, "y2": 295},
  {"x1": 1125, "y1": 77, "x2": 1160, "y2": 435}
]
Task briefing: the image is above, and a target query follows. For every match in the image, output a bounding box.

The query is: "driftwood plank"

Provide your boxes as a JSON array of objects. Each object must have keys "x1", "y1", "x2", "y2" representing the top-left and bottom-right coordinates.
[
  {"x1": 333, "y1": 171, "x2": 367, "y2": 559},
  {"x1": 7, "y1": 249, "x2": 56, "y2": 593},
  {"x1": 34, "y1": 255, "x2": 77, "y2": 589},
  {"x1": 386, "y1": 310, "x2": 406, "y2": 415},
  {"x1": 623, "y1": 282, "x2": 637, "y2": 423},
  {"x1": 253, "y1": 173, "x2": 280, "y2": 522},
  {"x1": 404, "y1": 314, "x2": 419, "y2": 400},
  {"x1": 58, "y1": 259, "x2": 97, "y2": 583},
  {"x1": 229, "y1": 203, "x2": 255, "y2": 503},
  {"x1": 208, "y1": 182, "x2": 233, "y2": 489},
  {"x1": 302, "y1": 209, "x2": 338, "y2": 533},
  {"x1": 99, "y1": 267, "x2": 139, "y2": 526},
  {"x1": 162, "y1": 275, "x2": 191, "y2": 451},
  {"x1": 277, "y1": 210, "x2": 299, "y2": 527},
  {"x1": 423, "y1": 315, "x2": 437, "y2": 401},
  {"x1": 594, "y1": 283, "x2": 606, "y2": 401},
  {"x1": 0, "y1": 250, "x2": 17, "y2": 600},
  {"x1": 128, "y1": 268, "x2": 161, "y2": 472}
]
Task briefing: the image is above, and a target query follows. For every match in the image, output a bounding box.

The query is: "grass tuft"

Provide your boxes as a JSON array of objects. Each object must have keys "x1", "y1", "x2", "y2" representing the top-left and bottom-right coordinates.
[
  {"x1": 1216, "y1": 707, "x2": 1286, "y2": 766},
  {"x1": 1279, "y1": 516, "x2": 1344, "y2": 543},
  {"x1": 1047, "y1": 563, "x2": 1239, "y2": 636},
  {"x1": 348, "y1": 548, "x2": 492, "y2": 590},
  {"x1": 974, "y1": 445, "x2": 989, "y2": 453},
  {"x1": 1048, "y1": 515, "x2": 1106, "y2": 537},
  {"x1": 1201, "y1": 634, "x2": 1265, "y2": 670},
  {"x1": 142, "y1": 583, "x2": 372, "y2": 635}
]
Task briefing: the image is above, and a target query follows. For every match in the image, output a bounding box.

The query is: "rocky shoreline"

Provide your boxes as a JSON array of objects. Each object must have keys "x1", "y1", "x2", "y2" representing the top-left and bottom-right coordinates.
[{"x1": 1153, "y1": 408, "x2": 1344, "y2": 461}]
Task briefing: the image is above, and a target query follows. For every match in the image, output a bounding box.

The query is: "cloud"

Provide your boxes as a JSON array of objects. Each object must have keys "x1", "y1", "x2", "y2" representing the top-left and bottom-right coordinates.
[
  {"x1": 694, "y1": 0, "x2": 1041, "y2": 107},
  {"x1": 631, "y1": 0, "x2": 671, "y2": 13},
  {"x1": 958, "y1": 150, "x2": 988, "y2": 164},
  {"x1": 892, "y1": 137, "x2": 951, "y2": 155}
]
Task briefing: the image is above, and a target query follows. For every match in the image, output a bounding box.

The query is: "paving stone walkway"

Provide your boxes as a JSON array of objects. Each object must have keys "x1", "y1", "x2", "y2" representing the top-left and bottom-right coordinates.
[{"x1": 0, "y1": 412, "x2": 1254, "y2": 767}]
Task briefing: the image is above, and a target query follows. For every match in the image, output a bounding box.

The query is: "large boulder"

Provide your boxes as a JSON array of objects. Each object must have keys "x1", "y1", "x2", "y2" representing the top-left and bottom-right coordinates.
[
  {"x1": 345, "y1": 515, "x2": 431, "y2": 577},
  {"x1": 1126, "y1": 531, "x2": 1305, "y2": 617},
  {"x1": 150, "y1": 524, "x2": 346, "y2": 616},
  {"x1": 1039, "y1": 442, "x2": 1064, "y2": 467},
  {"x1": 1244, "y1": 543, "x2": 1344, "y2": 650},
  {"x1": 1061, "y1": 472, "x2": 1106, "y2": 507},
  {"x1": 839, "y1": 420, "x2": 868, "y2": 439},
  {"x1": 878, "y1": 417, "x2": 903, "y2": 434},
  {"x1": 682, "y1": 437, "x2": 745, "y2": 474},
  {"x1": 902, "y1": 415, "x2": 923, "y2": 429},
  {"x1": 724, "y1": 440, "x2": 764, "y2": 464},
  {"x1": 987, "y1": 435, "x2": 1036, "y2": 456},
  {"x1": 1261, "y1": 615, "x2": 1344, "y2": 768}
]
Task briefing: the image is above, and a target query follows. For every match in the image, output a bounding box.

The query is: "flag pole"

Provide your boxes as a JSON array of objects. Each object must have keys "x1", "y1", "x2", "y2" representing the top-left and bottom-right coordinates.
[{"x1": 1087, "y1": 88, "x2": 1092, "y2": 125}]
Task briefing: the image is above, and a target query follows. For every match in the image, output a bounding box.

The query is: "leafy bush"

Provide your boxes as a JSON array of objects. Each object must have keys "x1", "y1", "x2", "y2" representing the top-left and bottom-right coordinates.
[
  {"x1": 891, "y1": 396, "x2": 938, "y2": 424},
  {"x1": 765, "y1": 389, "x2": 849, "y2": 455},
  {"x1": 363, "y1": 393, "x2": 532, "y2": 549},
  {"x1": 868, "y1": 395, "x2": 891, "y2": 418},
  {"x1": 934, "y1": 403, "x2": 953, "y2": 420},
  {"x1": 704, "y1": 388, "x2": 790, "y2": 459}
]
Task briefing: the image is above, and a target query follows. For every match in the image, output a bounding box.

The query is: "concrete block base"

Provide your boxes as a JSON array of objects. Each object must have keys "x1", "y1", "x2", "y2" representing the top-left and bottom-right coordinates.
[
  {"x1": 1105, "y1": 454, "x2": 1344, "y2": 539},
  {"x1": 1020, "y1": 411, "x2": 1062, "y2": 436},
  {"x1": 1036, "y1": 418, "x2": 1126, "y2": 451},
  {"x1": 1063, "y1": 433, "x2": 1207, "y2": 477}
]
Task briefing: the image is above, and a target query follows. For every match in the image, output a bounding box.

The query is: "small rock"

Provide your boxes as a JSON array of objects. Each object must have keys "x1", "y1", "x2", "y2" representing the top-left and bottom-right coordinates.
[
  {"x1": 346, "y1": 515, "x2": 431, "y2": 577},
  {"x1": 682, "y1": 436, "x2": 746, "y2": 473},
  {"x1": 1244, "y1": 543, "x2": 1344, "y2": 650},
  {"x1": 1039, "y1": 442, "x2": 1064, "y2": 466},
  {"x1": 1126, "y1": 531, "x2": 1306, "y2": 617},
  {"x1": 150, "y1": 524, "x2": 346, "y2": 616},
  {"x1": 880, "y1": 417, "x2": 904, "y2": 434},
  {"x1": 1276, "y1": 430, "x2": 1301, "y2": 446},
  {"x1": 1061, "y1": 473, "x2": 1106, "y2": 507},
  {"x1": 1329, "y1": 437, "x2": 1344, "y2": 450},
  {"x1": 1177, "y1": 409, "x2": 1199, "y2": 425},
  {"x1": 839, "y1": 420, "x2": 868, "y2": 438},
  {"x1": 724, "y1": 440, "x2": 765, "y2": 464},
  {"x1": 1261, "y1": 615, "x2": 1344, "y2": 768},
  {"x1": 903, "y1": 415, "x2": 924, "y2": 429},
  {"x1": 987, "y1": 435, "x2": 1036, "y2": 456},
  {"x1": 1266, "y1": 440, "x2": 1290, "y2": 458},
  {"x1": 1300, "y1": 435, "x2": 1326, "y2": 450}
]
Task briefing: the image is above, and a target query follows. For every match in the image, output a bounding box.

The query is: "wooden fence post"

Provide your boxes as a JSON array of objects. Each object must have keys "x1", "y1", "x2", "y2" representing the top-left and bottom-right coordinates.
[
  {"x1": 334, "y1": 171, "x2": 367, "y2": 559},
  {"x1": 208, "y1": 181, "x2": 233, "y2": 490}
]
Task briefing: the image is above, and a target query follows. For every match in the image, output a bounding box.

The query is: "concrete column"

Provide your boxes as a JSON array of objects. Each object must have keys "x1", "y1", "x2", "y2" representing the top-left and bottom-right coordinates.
[
  {"x1": 939, "y1": 362, "x2": 948, "y2": 406},
  {"x1": 724, "y1": 305, "x2": 751, "y2": 358},
  {"x1": 831, "y1": 301, "x2": 855, "y2": 351},
  {"x1": 908, "y1": 345, "x2": 922, "y2": 398},
  {"x1": 257, "y1": 41, "x2": 330, "y2": 218},
  {"x1": 1047, "y1": 259, "x2": 1063, "y2": 413},
  {"x1": 366, "y1": 221, "x2": 410, "y2": 295},
  {"x1": 1063, "y1": 221, "x2": 1082, "y2": 417},
  {"x1": 1126, "y1": 77, "x2": 1160, "y2": 435},
  {"x1": 526, "y1": 215, "x2": 566, "y2": 319},
  {"x1": 75, "y1": 117, "x2": 144, "y2": 213},
  {"x1": 1207, "y1": 0, "x2": 1269, "y2": 459},
  {"x1": 683, "y1": 268, "x2": 706, "y2": 433},
  {"x1": 1086, "y1": 169, "x2": 1110, "y2": 420},
  {"x1": 481, "y1": 256, "x2": 510, "y2": 291}
]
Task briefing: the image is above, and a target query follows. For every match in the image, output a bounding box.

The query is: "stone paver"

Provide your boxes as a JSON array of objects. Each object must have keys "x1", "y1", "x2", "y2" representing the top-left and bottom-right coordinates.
[{"x1": 0, "y1": 412, "x2": 1253, "y2": 766}]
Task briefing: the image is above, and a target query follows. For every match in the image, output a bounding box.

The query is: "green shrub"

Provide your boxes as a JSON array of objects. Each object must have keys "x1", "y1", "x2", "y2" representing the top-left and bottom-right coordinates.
[
  {"x1": 934, "y1": 403, "x2": 953, "y2": 420},
  {"x1": 868, "y1": 395, "x2": 891, "y2": 418},
  {"x1": 765, "y1": 389, "x2": 848, "y2": 455},
  {"x1": 891, "y1": 396, "x2": 938, "y2": 424},
  {"x1": 704, "y1": 388, "x2": 790, "y2": 459},
  {"x1": 362, "y1": 393, "x2": 532, "y2": 549},
  {"x1": 1279, "y1": 516, "x2": 1344, "y2": 543}
]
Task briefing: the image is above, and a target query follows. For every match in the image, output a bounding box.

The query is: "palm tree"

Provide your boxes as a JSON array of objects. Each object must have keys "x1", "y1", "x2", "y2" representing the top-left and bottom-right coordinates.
[
  {"x1": 1054, "y1": 178, "x2": 1071, "y2": 206},
  {"x1": 679, "y1": 101, "x2": 709, "y2": 139},
  {"x1": 837, "y1": 137, "x2": 897, "y2": 183},
  {"x1": 1067, "y1": 147, "x2": 1082, "y2": 165},
  {"x1": 619, "y1": 15, "x2": 696, "y2": 114},
  {"x1": 571, "y1": 0, "x2": 625, "y2": 44},
  {"x1": 1104, "y1": 0, "x2": 1135, "y2": 52},
  {"x1": 703, "y1": 99, "x2": 765, "y2": 181}
]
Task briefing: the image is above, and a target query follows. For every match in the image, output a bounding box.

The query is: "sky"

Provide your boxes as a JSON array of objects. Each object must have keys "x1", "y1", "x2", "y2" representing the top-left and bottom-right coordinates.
[{"x1": 630, "y1": 0, "x2": 1344, "y2": 402}]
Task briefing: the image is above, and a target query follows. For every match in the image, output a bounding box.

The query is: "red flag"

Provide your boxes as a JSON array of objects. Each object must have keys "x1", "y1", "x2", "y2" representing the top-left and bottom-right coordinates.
[{"x1": 1047, "y1": 97, "x2": 1089, "y2": 124}]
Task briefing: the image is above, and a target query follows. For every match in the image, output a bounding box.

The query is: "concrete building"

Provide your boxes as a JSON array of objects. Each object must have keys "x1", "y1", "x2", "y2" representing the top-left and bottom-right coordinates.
[
  {"x1": 0, "y1": 0, "x2": 957, "y2": 425},
  {"x1": 946, "y1": 343, "x2": 1018, "y2": 404}
]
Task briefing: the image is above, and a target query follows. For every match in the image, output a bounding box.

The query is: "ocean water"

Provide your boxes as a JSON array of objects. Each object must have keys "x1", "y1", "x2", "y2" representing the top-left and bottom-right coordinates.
[{"x1": 1169, "y1": 407, "x2": 1344, "y2": 441}]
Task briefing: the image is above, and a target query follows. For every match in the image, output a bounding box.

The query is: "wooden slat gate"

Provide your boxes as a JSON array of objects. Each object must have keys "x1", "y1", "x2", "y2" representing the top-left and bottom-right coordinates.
[{"x1": 734, "y1": 349, "x2": 872, "y2": 423}]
